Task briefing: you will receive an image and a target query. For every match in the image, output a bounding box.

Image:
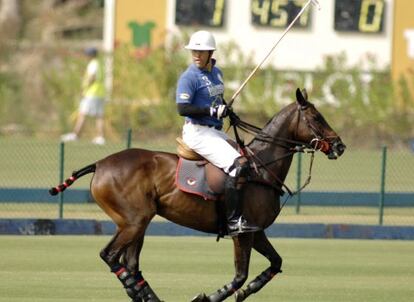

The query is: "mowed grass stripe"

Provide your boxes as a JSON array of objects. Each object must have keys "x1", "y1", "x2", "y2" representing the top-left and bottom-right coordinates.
[
  {"x1": 1, "y1": 137, "x2": 414, "y2": 191},
  {"x1": 0, "y1": 236, "x2": 413, "y2": 302}
]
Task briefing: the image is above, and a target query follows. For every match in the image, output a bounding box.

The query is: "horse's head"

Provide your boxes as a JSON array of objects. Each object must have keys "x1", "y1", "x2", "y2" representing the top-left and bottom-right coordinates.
[{"x1": 294, "y1": 88, "x2": 346, "y2": 159}]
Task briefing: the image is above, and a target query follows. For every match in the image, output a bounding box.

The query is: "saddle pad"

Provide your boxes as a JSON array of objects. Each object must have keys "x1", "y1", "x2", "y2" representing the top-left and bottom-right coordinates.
[{"x1": 175, "y1": 158, "x2": 219, "y2": 201}]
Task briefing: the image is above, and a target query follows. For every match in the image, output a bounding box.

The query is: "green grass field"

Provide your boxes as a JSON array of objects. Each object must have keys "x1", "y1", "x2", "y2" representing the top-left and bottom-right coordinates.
[
  {"x1": 1, "y1": 137, "x2": 413, "y2": 191},
  {"x1": 0, "y1": 236, "x2": 413, "y2": 302}
]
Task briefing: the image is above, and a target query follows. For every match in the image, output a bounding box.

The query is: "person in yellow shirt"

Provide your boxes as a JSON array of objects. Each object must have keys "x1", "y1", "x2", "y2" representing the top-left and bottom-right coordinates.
[{"x1": 61, "y1": 47, "x2": 106, "y2": 145}]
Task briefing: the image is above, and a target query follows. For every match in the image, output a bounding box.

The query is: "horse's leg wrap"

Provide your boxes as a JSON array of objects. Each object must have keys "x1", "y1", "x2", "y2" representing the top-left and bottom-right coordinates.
[
  {"x1": 112, "y1": 266, "x2": 140, "y2": 299},
  {"x1": 135, "y1": 282, "x2": 162, "y2": 302},
  {"x1": 235, "y1": 267, "x2": 281, "y2": 302},
  {"x1": 206, "y1": 281, "x2": 240, "y2": 302},
  {"x1": 112, "y1": 267, "x2": 163, "y2": 301}
]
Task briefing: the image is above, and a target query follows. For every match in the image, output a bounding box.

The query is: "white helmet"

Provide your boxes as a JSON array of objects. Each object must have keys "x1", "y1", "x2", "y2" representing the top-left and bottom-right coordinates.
[{"x1": 185, "y1": 30, "x2": 216, "y2": 51}]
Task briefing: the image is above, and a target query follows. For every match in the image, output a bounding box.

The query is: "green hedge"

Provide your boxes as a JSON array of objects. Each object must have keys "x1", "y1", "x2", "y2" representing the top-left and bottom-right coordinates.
[{"x1": 0, "y1": 39, "x2": 413, "y2": 147}]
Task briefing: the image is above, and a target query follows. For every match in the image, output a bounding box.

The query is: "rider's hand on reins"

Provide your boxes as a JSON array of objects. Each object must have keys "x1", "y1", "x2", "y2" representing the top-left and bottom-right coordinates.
[
  {"x1": 228, "y1": 109, "x2": 241, "y2": 126},
  {"x1": 210, "y1": 104, "x2": 230, "y2": 119}
]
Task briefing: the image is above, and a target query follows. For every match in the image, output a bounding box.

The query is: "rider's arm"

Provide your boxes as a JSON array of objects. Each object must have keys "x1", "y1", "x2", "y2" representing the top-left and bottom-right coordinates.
[
  {"x1": 176, "y1": 72, "x2": 211, "y2": 118},
  {"x1": 176, "y1": 70, "x2": 227, "y2": 118},
  {"x1": 177, "y1": 103, "x2": 210, "y2": 117}
]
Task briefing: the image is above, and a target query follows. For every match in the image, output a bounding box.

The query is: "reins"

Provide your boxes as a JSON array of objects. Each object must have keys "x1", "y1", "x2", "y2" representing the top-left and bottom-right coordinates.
[{"x1": 227, "y1": 109, "x2": 319, "y2": 209}]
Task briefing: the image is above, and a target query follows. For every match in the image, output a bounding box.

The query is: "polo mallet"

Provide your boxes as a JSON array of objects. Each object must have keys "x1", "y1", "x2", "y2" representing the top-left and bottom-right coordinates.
[{"x1": 228, "y1": 0, "x2": 321, "y2": 107}]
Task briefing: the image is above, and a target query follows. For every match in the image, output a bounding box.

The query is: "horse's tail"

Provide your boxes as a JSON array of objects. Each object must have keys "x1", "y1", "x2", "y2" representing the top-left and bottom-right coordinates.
[{"x1": 49, "y1": 163, "x2": 96, "y2": 196}]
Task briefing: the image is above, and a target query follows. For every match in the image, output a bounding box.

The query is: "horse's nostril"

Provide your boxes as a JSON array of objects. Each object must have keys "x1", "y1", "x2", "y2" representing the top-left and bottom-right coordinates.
[
  {"x1": 335, "y1": 143, "x2": 346, "y2": 155},
  {"x1": 327, "y1": 152, "x2": 338, "y2": 160}
]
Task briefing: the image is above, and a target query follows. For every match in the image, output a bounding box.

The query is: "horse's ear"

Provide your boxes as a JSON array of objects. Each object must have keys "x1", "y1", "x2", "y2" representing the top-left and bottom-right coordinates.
[
  {"x1": 296, "y1": 88, "x2": 308, "y2": 107},
  {"x1": 301, "y1": 88, "x2": 308, "y2": 101}
]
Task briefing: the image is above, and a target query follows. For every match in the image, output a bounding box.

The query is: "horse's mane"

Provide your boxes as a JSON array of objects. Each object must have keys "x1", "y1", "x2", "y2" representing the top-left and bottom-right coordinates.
[
  {"x1": 243, "y1": 102, "x2": 298, "y2": 148},
  {"x1": 259, "y1": 102, "x2": 297, "y2": 134}
]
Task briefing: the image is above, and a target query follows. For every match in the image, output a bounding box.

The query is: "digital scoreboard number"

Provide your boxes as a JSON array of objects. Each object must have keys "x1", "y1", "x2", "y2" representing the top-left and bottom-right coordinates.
[
  {"x1": 251, "y1": 0, "x2": 311, "y2": 28},
  {"x1": 175, "y1": 0, "x2": 225, "y2": 27},
  {"x1": 334, "y1": 0, "x2": 385, "y2": 33}
]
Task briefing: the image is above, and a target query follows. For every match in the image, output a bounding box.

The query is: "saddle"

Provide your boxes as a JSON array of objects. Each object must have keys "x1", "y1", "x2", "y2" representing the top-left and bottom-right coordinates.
[{"x1": 175, "y1": 137, "x2": 227, "y2": 200}]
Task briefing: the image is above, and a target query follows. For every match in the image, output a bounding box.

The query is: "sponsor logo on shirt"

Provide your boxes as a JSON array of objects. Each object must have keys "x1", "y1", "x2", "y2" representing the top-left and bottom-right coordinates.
[
  {"x1": 208, "y1": 84, "x2": 224, "y2": 97},
  {"x1": 179, "y1": 93, "x2": 190, "y2": 100}
]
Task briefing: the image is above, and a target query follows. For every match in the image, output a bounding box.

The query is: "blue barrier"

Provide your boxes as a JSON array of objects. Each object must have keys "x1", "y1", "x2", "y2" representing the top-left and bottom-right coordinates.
[
  {"x1": 0, "y1": 188, "x2": 93, "y2": 203},
  {"x1": 292, "y1": 191, "x2": 414, "y2": 207}
]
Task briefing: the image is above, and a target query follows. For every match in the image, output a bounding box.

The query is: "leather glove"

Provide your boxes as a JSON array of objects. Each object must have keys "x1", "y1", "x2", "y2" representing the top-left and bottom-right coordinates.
[{"x1": 210, "y1": 104, "x2": 230, "y2": 119}]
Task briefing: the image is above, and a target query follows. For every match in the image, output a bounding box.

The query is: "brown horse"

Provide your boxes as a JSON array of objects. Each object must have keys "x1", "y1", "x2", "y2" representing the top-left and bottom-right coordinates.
[{"x1": 50, "y1": 89, "x2": 345, "y2": 302}]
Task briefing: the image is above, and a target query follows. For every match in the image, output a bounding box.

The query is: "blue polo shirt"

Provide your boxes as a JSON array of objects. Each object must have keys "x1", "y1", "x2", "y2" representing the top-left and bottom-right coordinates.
[{"x1": 176, "y1": 60, "x2": 225, "y2": 128}]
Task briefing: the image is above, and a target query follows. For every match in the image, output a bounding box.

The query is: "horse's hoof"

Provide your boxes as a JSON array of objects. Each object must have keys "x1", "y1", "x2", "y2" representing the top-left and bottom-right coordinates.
[
  {"x1": 191, "y1": 293, "x2": 208, "y2": 302},
  {"x1": 234, "y1": 289, "x2": 246, "y2": 302}
]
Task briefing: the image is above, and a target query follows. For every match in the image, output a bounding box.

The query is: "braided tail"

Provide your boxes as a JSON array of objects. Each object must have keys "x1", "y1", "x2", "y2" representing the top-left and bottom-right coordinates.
[{"x1": 49, "y1": 164, "x2": 96, "y2": 196}]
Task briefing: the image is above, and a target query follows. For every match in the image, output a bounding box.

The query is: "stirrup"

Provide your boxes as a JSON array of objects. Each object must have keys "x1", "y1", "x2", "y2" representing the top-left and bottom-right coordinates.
[{"x1": 227, "y1": 216, "x2": 261, "y2": 236}]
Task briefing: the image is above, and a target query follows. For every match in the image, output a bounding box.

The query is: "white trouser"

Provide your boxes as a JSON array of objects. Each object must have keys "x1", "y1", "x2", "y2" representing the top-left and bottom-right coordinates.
[{"x1": 182, "y1": 122, "x2": 241, "y2": 176}]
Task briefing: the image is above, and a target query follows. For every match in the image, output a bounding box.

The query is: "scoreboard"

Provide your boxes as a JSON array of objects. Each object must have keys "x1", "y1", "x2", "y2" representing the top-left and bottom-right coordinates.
[
  {"x1": 174, "y1": 0, "x2": 386, "y2": 34},
  {"x1": 250, "y1": 0, "x2": 311, "y2": 28},
  {"x1": 175, "y1": 0, "x2": 225, "y2": 27},
  {"x1": 334, "y1": 0, "x2": 385, "y2": 33}
]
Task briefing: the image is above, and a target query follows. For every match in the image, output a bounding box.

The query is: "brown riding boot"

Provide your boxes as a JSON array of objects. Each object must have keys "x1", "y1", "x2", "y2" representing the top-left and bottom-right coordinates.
[{"x1": 224, "y1": 158, "x2": 260, "y2": 236}]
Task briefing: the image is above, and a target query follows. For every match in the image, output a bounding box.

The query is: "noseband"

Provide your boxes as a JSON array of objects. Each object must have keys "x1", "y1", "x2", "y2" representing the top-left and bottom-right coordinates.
[{"x1": 295, "y1": 104, "x2": 331, "y2": 153}]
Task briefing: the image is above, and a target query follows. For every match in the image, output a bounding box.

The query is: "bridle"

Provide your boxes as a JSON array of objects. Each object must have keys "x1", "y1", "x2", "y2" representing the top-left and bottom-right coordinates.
[
  {"x1": 296, "y1": 103, "x2": 336, "y2": 154},
  {"x1": 229, "y1": 104, "x2": 334, "y2": 198}
]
